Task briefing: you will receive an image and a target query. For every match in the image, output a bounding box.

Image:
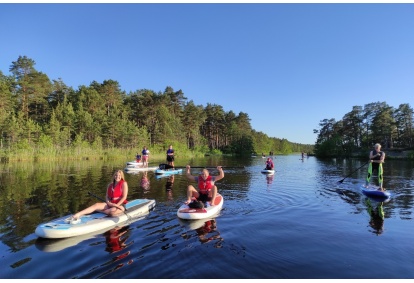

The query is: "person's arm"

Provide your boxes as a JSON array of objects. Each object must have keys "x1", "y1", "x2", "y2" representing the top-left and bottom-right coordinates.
[
  {"x1": 379, "y1": 152, "x2": 385, "y2": 163},
  {"x1": 214, "y1": 166, "x2": 225, "y2": 182},
  {"x1": 185, "y1": 165, "x2": 196, "y2": 181}
]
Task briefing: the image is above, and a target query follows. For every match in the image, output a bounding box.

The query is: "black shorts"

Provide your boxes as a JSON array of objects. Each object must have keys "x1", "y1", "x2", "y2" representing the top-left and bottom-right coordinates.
[
  {"x1": 167, "y1": 156, "x2": 174, "y2": 162},
  {"x1": 197, "y1": 193, "x2": 211, "y2": 203}
]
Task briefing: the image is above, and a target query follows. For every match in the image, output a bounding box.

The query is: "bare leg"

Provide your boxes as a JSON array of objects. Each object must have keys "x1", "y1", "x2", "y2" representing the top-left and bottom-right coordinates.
[
  {"x1": 186, "y1": 185, "x2": 199, "y2": 204},
  {"x1": 209, "y1": 186, "x2": 218, "y2": 206},
  {"x1": 105, "y1": 206, "x2": 125, "y2": 217},
  {"x1": 73, "y1": 202, "x2": 107, "y2": 219}
]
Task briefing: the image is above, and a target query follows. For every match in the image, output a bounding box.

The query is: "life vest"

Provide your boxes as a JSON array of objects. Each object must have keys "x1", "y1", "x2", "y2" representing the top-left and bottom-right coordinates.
[
  {"x1": 372, "y1": 150, "x2": 383, "y2": 161},
  {"x1": 266, "y1": 160, "x2": 274, "y2": 169},
  {"x1": 107, "y1": 179, "x2": 127, "y2": 204},
  {"x1": 198, "y1": 175, "x2": 214, "y2": 195}
]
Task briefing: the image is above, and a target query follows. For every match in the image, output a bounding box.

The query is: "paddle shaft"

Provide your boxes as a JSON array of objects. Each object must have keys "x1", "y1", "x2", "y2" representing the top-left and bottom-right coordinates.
[
  {"x1": 337, "y1": 161, "x2": 369, "y2": 183},
  {"x1": 88, "y1": 192, "x2": 127, "y2": 211},
  {"x1": 176, "y1": 166, "x2": 245, "y2": 169}
]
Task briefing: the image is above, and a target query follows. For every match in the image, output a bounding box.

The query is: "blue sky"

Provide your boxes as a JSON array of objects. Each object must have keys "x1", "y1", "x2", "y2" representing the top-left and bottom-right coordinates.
[{"x1": 1, "y1": 3, "x2": 413, "y2": 145}]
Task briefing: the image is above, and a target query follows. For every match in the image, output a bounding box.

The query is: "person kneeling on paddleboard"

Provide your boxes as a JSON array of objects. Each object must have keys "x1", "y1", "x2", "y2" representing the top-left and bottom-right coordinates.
[
  {"x1": 265, "y1": 157, "x2": 274, "y2": 170},
  {"x1": 185, "y1": 165, "x2": 224, "y2": 208}
]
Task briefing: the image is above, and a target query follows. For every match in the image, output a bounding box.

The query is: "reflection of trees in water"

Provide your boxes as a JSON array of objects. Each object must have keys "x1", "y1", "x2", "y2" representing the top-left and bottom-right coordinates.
[{"x1": 365, "y1": 199, "x2": 384, "y2": 235}]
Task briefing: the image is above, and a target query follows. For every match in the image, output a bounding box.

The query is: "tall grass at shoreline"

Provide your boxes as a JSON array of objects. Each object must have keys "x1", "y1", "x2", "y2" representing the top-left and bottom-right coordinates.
[{"x1": 0, "y1": 146, "x2": 209, "y2": 163}]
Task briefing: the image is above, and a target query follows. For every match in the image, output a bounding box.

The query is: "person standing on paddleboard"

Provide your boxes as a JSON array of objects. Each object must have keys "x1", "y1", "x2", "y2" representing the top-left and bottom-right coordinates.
[
  {"x1": 141, "y1": 146, "x2": 150, "y2": 167},
  {"x1": 71, "y1": 170, "x2": 128, "y2": 221},
  {"x1": 365, "y1": 143, "x2": 386, "y2": 191},
  {"x1": 166, "y1": 145, "x2": 175, "y2": 168},
  {"x1": 185, "y1": 165, "x2": 224, "y2": 207}
]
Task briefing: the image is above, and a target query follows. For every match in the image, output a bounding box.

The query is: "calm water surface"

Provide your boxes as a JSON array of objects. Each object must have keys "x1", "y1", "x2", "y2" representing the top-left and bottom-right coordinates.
[{"x1": 1, "y1": 155, "x2": 414, "y2": 279}]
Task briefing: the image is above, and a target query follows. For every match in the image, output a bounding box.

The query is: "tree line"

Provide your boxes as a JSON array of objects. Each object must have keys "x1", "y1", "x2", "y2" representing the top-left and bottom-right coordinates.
[
  {"x1": 0, "y1": 55, "x2": 313, "y2": 160},
  {"x1": 314, "y1": 101, "x2": 414, "y2": 157}
]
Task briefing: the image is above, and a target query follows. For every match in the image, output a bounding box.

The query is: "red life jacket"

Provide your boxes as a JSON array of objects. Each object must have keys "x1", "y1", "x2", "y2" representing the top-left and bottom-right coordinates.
[
  {"x1": 198, "y1": 175, "x2": 214, "y2": 194},
  {"x1": 107, "y1": 179, "x2": 127, "y2": 204}
]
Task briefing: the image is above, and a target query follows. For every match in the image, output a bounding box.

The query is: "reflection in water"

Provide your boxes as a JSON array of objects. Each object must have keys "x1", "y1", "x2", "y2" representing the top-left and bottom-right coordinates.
[
  {"x1": 166, "y1": 175, "x2": 174, "y2": 190},
  {"x1": 101, "y1": 225, "x2": 133, "y2": 274},
  {"x1": 104, "y1": 225, "x2": 129, "y2": 253},
  {"x1": 179, "y1": 218, "x2": 223, "y2": 247},
  {"x1": 195, "y1": 219, "x2": 223, "y2": 246},
  {"x1": 3, "y1": 156, "x2": 414, "y2": 279},
  {"x1": 141, "y1": 171, "x2": 150, "y2": 190},
  {"x1": 365, "y1": 198, "x2": 384, "y2": 236},
  {"x1": 266, "y1": 174, "x2": 274, "y2": 185},
  {"x1": 165, "y1": 175, "x2": 174, "y2": 201}
]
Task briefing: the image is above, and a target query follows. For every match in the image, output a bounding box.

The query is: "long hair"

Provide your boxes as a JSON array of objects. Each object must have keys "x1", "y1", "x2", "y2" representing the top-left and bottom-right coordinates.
[{"x1": 112, "y1": 170, "x2": 126, "y2": 188}]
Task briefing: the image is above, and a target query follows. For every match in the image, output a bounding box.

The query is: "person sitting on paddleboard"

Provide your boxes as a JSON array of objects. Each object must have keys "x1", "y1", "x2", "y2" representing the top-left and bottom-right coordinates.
[
  {"x1": 365, "y1": 143, "x2": 386, "y2": 191},
  {"x1": 71, "y1": 170, "x2": 128, "y2": 221},
  {"x1": 265, "y1": 157, "x2": 274, "y2": 170},
  {"x1": 185, "y1": 165, "x2": 224, "y2": 207},
  {"x1": 136, "y1": 153, "x2": 141, "y2": 163}
]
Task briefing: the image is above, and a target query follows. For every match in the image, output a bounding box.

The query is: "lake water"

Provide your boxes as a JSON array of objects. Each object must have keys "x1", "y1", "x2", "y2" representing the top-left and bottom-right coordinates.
[{"x1": 1, "y1": 155, "x2": 414, "y2": 279}]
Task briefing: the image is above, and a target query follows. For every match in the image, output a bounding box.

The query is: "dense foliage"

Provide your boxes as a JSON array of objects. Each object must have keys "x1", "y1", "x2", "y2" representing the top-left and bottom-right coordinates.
[
  {"x1": 314, "y1": 102, "x2": 414, "y2": 157},
  {"x1": 0, "y1": 56, "x2": 313, "y2": 161}
]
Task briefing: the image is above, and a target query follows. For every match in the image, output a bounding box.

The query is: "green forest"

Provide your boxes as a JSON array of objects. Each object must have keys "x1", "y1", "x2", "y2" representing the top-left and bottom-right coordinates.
[
  {"x1": 314, "y1": 101, "x2": 414, "y2": 158},
  {"x1": 0, "y1": 55, "x2": 313, "y2": 162}
]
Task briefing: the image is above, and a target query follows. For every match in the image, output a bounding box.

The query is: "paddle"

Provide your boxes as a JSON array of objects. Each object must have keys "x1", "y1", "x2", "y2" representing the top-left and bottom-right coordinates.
[
  {"x1": 175, "y1": 166, "x2": 245, "y2": 169},
  {"x1": 88, "y1": 191, "x2": 128, "y2": 212},
  {"x1": 337, "y1": 161, "x2": 369, "y2": 184}
]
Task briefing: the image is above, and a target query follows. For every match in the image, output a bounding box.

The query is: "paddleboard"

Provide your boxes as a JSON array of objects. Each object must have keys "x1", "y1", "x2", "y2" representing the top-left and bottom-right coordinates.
[
  {"x1": 361, "y1": 185, "x2": 391, "y2": 200},
  {"x1": 126, "y1": 161, "x2": 144, "y2": 166},
  {"x1": 155, "y1": 168, "x2": 183, "y2": 175},
  {"x1": 177, "y1": 193, "x2": 224, "y2": 220},
  {"x1": 35, "y1": 198, "x2": 156, "y2": 239},
  {"x1": 124, "y1": 166, "x2": 157, "y2": 172},
  {"x1": 177, "y1": 217, "x2": 216, "y2": 230},
  {"x1": 261, "y1": 169, "x2": 275, "y2": 175}
]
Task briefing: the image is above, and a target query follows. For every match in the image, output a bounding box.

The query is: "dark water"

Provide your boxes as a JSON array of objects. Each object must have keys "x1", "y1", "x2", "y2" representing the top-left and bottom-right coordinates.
[{"x1": 1, "y1": 155, "x2": 414, "y2": 279}]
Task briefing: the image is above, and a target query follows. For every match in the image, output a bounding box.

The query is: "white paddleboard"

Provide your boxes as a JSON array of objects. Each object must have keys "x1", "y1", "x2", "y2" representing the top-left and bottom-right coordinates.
[
  {"x1": 35, "y1": 199, "x2": 156, "y2": 239},
  {"x1": 177, "y1": 193, "x2": 224, "y2": 220}
]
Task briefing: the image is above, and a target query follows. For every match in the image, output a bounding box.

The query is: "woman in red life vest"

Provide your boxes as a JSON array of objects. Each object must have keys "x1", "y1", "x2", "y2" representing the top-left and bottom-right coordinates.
[
  {"x1": 184, "y1": 165, "x2": 224, "y2": 206},
  {"x1": 71, "y1": 170, "x2": 128, "y2": 220}
]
